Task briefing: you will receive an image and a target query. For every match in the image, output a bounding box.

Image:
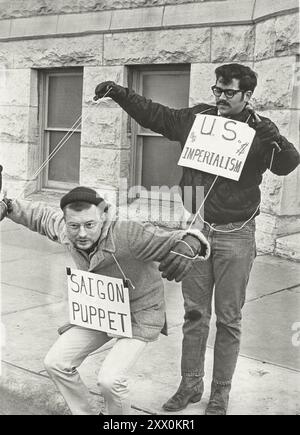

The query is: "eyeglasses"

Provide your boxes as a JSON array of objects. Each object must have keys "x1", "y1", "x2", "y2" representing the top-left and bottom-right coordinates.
[
  {"x1": 211, "y1": 86, "x2": 244, "y2": 99},
  {"x1": 66, "y1": 222, "x2": 99, "y2": 232}
]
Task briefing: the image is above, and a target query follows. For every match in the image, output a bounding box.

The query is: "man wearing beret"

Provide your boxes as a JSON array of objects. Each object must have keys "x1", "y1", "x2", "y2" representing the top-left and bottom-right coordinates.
[
  {"x1": 94, "y1": 63, "x2": 300, "y2": 415},
  {"x1": 0, "y1": 186, "x2": 210, "y2": 415}
]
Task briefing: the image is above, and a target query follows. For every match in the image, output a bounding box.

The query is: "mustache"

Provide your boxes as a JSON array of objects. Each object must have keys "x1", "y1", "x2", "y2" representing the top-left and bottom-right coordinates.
[{"x1": 217, "y1": 100, "x2": 231, "y2": 107}]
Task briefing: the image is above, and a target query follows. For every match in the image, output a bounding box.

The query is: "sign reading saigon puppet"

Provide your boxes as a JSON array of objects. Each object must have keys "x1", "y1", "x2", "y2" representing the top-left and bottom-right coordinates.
[
  {"x1": 67, "y1": 268, "x2": 132, "y2": 338},
  {"x1": 178, "y1": 114, "x2": 256, "y2": 181}
]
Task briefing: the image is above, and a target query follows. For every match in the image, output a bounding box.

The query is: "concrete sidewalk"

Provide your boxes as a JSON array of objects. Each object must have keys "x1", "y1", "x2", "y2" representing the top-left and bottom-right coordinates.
[{"x1": 0, "y1": 218, "x2": 300, "y2": 415}]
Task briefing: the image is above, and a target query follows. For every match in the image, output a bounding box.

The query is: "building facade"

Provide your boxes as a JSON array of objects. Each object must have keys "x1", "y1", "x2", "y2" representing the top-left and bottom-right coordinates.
[{"x1": 0, "y1": 0, "x2": 299, "y2": 259}]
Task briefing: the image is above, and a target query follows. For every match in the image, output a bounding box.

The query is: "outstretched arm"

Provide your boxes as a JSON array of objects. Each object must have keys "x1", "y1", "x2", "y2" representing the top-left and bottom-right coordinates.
[
  {"x1": 3, "y1": 198, "x2": 65, "y2": 243},
  {"x1": 126, "y1": 220, "x2": 210, "y2": 282}
]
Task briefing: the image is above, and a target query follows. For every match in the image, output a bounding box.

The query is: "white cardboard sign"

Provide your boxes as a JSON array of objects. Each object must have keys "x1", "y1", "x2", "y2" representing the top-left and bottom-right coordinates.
[
  {"x1": 67, "y1": 268, "x2": 132, "y2": 338},
  {"x1": 178, "y1": 114, "x2": 256, "y2": 181}
]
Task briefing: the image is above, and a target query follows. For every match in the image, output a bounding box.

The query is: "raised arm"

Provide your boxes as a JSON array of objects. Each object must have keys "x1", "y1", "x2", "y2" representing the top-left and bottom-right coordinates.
[{"x1": 94, "y1": 81, "x2": 195, "y2": 144}]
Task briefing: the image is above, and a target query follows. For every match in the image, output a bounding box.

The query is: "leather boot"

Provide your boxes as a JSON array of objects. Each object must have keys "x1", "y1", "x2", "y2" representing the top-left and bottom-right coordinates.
[
  {"x1": 205, "y1": 383, "x2": 231, "y2": 415},
  {"x1": 162, "y1": 377, "x2": 204, "y2": 412}
]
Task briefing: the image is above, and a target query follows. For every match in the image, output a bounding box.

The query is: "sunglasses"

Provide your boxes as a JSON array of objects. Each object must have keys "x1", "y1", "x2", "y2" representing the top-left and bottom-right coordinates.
[{"x1": 211, "y1": 86, "x2": 244, "y2": 99}]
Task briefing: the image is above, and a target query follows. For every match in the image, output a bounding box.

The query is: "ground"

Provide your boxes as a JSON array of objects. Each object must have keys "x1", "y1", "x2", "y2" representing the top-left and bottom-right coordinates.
[{"x1": 0, "y1": 218, "x2": 300, "y2": 415}]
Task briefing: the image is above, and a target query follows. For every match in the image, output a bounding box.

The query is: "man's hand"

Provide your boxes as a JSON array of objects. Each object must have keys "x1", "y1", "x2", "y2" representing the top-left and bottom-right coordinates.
[
  {"x1": 159, "y1": 232, "x2": 210, "y2": 282},
  {"x1": 255, "y1": 121, "x2": 281, "y2": 148},
  {"x1": 94, "y1": 81, "x2": 126, "y2": 101}
]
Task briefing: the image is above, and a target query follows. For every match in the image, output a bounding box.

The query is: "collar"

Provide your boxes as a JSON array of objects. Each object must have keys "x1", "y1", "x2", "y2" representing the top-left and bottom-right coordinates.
[{"x1": 218, "y1": 105, "x2": 253, "y2": 124}]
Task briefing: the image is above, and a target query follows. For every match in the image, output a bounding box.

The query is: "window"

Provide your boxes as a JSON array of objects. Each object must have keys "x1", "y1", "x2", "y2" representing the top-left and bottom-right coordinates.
[
  {"x1": 130, "y1": 65, "x2": 190, "y2": 198},
  {"x1": 40, "y1": 68, "x2": 83, "y2": 189}
]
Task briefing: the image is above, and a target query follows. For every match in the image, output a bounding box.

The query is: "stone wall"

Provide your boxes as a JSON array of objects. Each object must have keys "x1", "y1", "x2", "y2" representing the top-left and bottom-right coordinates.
[
  {"x1": 0, "y1": 0, "x2": 299, "y2": 254},
  {"x1": 0, "y1": 0, "x2": 224, "y2": 19}
]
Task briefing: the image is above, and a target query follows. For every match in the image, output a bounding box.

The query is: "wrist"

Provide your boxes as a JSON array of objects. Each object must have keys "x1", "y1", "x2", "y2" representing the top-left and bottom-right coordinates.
[{"x1": 2, "y1": 197, "x2": 13, "y2": 214}]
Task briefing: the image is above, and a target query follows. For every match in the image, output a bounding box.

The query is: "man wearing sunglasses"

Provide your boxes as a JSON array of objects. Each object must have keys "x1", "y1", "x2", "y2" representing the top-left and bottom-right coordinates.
[{"x1": 94, "y1": 64, "x2": 299, "y2": 415}]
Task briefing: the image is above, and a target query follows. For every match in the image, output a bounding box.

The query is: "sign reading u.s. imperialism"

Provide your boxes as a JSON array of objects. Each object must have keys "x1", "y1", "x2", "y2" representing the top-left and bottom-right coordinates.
[
  {"x1": 178, "y1": 114, "x2": 256, "y2": 181},
  {"x1": 67, "y1": 268, "x2": 132, "y2": 338}
]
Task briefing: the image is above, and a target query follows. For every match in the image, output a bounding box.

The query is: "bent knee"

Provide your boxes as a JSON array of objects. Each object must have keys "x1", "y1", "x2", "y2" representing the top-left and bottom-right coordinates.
[
  {"x1": 97, "y1": 372, "x2": 127, "y2": 394},
  {"x1": 44, "y1": 352, "x2": 73, "y2": 375}
]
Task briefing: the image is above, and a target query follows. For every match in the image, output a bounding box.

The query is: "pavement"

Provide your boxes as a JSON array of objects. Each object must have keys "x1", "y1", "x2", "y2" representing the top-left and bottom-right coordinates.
[{"x1": 0, "y1": 218, "x2": 300, "y2": 415}]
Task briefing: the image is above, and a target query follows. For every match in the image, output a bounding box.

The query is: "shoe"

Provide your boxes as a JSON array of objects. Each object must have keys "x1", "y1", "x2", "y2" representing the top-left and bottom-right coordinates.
[
  {"x1": 163, "y1": 377, "x2": 204, "y2": 412},
  {"x1": 205, "y1": 383, "x2": 231, "y2": 415}
]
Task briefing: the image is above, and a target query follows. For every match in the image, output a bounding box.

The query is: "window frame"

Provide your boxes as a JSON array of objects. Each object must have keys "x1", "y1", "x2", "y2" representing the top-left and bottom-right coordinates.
[
  {"x1": 39, "y1": 67, "x2": 83, "y2": 191},
  {"x1": 129, "y1": 65, "x2": 190, "y2": 199}
]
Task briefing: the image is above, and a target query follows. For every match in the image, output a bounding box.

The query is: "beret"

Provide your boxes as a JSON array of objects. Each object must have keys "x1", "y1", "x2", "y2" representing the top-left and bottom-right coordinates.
[{"x1": 60, "y1": 186, "x2": 104, "y2": 210}]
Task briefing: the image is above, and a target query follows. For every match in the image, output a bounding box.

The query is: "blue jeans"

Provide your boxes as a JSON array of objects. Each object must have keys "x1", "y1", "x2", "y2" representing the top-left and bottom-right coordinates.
[{"x1": 181, "y1": 219, "x2": 257, "y2": 386}]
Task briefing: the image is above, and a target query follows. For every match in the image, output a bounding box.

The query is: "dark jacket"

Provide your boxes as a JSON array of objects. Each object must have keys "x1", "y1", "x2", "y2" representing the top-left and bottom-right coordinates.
[{"x1": 114, "y1": 90, "x2": 300, "y2": 224}]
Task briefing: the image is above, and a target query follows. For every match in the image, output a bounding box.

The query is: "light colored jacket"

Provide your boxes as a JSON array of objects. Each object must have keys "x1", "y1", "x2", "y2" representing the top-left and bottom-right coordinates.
[{"x1": 8, "y1": 199, "x2": 190, "y2": 341}]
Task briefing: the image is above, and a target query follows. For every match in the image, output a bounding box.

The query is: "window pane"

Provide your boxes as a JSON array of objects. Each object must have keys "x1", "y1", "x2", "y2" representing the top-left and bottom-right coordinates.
[
  {"x1": 139, "y1": 72, "x2": 190, "y2": 135},
  {"x1": 142, "y1": 136, "x2": 183, "y2": 190},
  {"x1": 48, "y1": 131, "x2": 81, "y2": 183},
  {"x1": 47, "y1": 74, "x2": 83, "y2": 129},
  {"x1": 142, "y1": 73, "x2": 190, "y2": 108}
]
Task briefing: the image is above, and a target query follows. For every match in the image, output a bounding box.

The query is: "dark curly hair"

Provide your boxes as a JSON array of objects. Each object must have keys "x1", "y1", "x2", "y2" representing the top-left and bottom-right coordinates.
[{"x1": 215, "y1": 64, "x2": 258, "y2": 92}]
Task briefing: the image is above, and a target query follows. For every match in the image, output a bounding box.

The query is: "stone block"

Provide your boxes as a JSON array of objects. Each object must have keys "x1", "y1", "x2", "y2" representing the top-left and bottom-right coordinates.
[
  {"x1": 280, "y1": 159, "x2": 300, "y2": 216},
  {"x1": 0, "y1": 1, "x2": 228, "y2": 20},
  {"x1": 0, "y1": 142, "x2": 29, "y2": 179},
  {"x1": 104, "y1": 28, "x2": 211, "y2": 65},
  {"x1": 0, "y1": 18, "x2": 11, "y2": 38},
  {"x1": 0, "y1": 106, "x2": 38, "y2": 144},
  {"x1": 189, "y1": 63, "x2": 217, "y2": 107},
  {"x1": 83, "y1": 65, "x2": 126, "y2": 106},
  {"x1": 253, "y1": 0, "x2": 299, "y2": 21},
  {"x1": 0, "y1": 42, "x2": 12, "y2": 68},
  {"x1": 110, "y1": 7, "x2": 163, "y2": 30},
  {"x1": 0, "y1": 68, "x2": 38, "y2": 107},
  {"x1": 274, "y1": 13, "x2": 300, "y2": 57},
  {"x1": 1, "y1": 177, "x2": 34, "y2": 198},
  {"x1": 10, "y1": 15, "x2": 58, "y2": 38},
  {"x1": 163, "y1": 0, "x2": 255, "y2": 27},
  {"x1": 276, "y1": 215, "x2": 300, "y2": 237},
  {"x1": 211, "y1": 25, "x2": 255, "y2": 63},
  {"x1": 8, "y1": 35, "x2": 104, "y2": 68},
  {"x1": 56, "y1": 11, "x2": 112, "y2": 35},
  {"x1": 255, "y1": 213, "x2": 278, "y2": 253},
  {"x1": 255, "y1": 13, "x2": 299, "y2": 60},
  {"x1": 290, "y1": 64, "x2": 299, "y2": 110},
  {"x1": 254, "y1": 18, "x2": 276, "y2": 61},
  {"x1": 80, "y1": 146, "x2": 121, "y2": 187},
  {"x1": 275, "y1": 233, "x2": 300, "y2": 262},
  {"x1": 81, "y1": 106, "x2": 124, "y2": 148},
  {"x1": 260, "y1": 171, "x2": 284, "y2": 215},
  {"x1": 252, "y1": 57, "x2": 296, "y2": 109}
]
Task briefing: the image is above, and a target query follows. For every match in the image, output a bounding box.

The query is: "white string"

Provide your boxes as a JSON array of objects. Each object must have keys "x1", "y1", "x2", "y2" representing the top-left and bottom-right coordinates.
[
  {"x1": 188, "y1": 148, "x2": 276, "y2": 234},
  {"x1": 16, "y1": 88, "x2": 112, "y2": 199},
  {"x1": 188, "y1": 176, "x2": 219, "y2": 230},
  {"x1": 111, "y1": 253, "x2": 136, "y2": 290},
  {"x1": 169, "y1": 250, "x2": 199, "y2": 260}
]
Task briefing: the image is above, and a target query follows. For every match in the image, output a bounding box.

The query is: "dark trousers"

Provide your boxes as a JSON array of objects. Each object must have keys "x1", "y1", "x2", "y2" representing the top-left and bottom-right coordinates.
[{"x1": 181, "y1": 219, "x2": 256, "y2": 385}]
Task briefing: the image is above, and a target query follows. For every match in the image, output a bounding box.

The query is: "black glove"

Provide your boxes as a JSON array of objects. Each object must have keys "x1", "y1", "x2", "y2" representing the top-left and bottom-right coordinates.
[
  {"x1": 255, "y1": 121, "x2": 281, "y2": 148},
  {"x1": 158, "y1": 233, "x2": 210, "y2": 282},
  {"x1": 94, "y1": 81, "x2": 126, "y2": 101}
]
